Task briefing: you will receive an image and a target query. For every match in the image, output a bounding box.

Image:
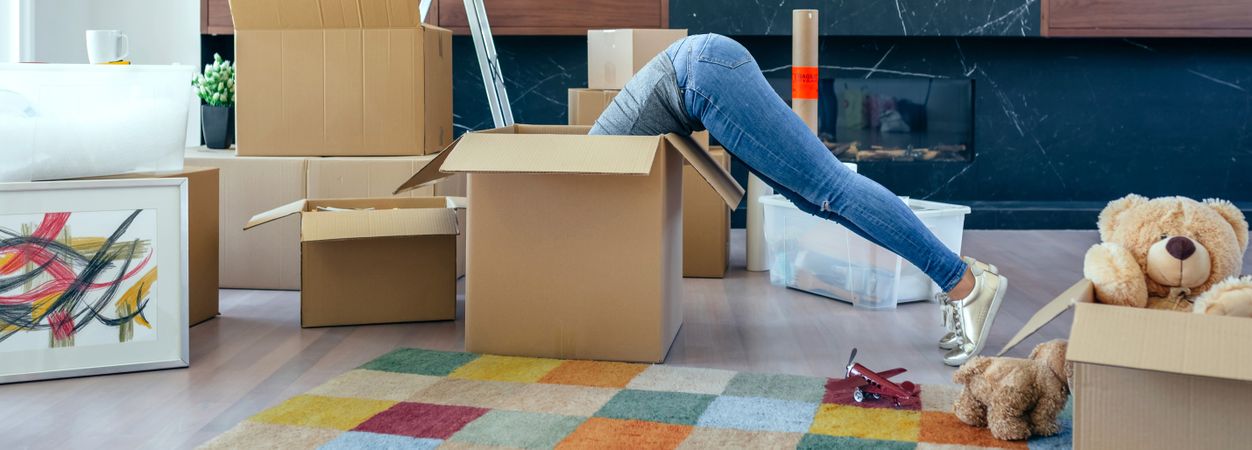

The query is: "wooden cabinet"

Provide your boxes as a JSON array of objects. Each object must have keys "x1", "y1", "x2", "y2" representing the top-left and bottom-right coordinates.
[
  {"x1": 1043, "y1": 0, "x2": 1252, "y2": 37},
  {"x1": 199, "y1": 0, "x2": 668, "y2": 36},
  {"x1": 438, "y1": 0, "x2": 668, "y2": 35},
  {"x1": 201, "y1": 0, "x2": 234, "y2": 35}
]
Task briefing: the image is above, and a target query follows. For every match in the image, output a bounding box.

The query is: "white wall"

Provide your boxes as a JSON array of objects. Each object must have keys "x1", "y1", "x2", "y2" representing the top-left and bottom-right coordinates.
[
  {"x1": 28, "y1": 0, "x2": 201, "y2": 146},
  {"x1": 30, "y1": 0, "x2": 199, "y2": 66}
]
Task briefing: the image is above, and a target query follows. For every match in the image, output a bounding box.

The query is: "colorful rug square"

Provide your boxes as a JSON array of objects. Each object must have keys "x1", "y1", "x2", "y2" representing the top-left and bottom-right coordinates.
[
  {"x1": 625, "y1": 365, "x2": 738, "y2": 395},
  {"x1": 557, "y1": 417, "x2": 693, "y2": 450},
  {"x1": 359, "y1": 348, "x2": 479, "y2": 376},
  {"x1": 810, "y1": 403, "x2": 921, "y2": 442},
  {"x1": 319, "y1": 431, "x2": 443, "y2": 450},
  {"x1": 696, "y1": 396, "x2": 820, "y2": 433},
  {"x1": 450, "y1": 355, "x2": 565, "y2": 383},
  {"x1": 352, "y1": 402, "x2": 488, "y2": 439},
  {"x1": 594, "y1": 389, "x2": 717, "y2": 425},
  {"x1": 250, "y1": 395, "x2": 397, "y2": 430},
  {"x1": 539, "y1": 360, "x2": 650, "y2": 388},
  {"x1": 201, "y1": 348, "x2": 1073, "y2": 449},
  {"x1": 724, "y1": 372, "x2": 829, "y2": 403},
  {"x1": 448, "y1": 410, "x2": 586, "y2": 449}
]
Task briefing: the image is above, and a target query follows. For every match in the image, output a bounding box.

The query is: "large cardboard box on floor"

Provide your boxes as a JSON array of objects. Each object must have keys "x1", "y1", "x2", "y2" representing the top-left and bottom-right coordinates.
[
  {"x1": 568, "y1": 88, "x2": 722, "y2": 277},
  {"x1": 587, "y1": 29, "x2": 688, "y2": 90},
  {"x1": 397, "y1": 124, "x2": 743, "y2": 362},
  {"x1": 1003, "y1": 280, "x2": 1252, "y2": 449},
  {"x1": 229, "y1": 0, "x2": 453, "y2": 157},
  {"x1": 684, "y1": 148, "x2": 731, "y2": 278},
  {"x1": 86, "y1": 167, "x2": 221, "y2": 326},
  {"x1": 185, "y1": 149, "x2": 464, "y2": 289},
  {"x1": 245, "y1": 197, "x2": 463, "y2": 327}
]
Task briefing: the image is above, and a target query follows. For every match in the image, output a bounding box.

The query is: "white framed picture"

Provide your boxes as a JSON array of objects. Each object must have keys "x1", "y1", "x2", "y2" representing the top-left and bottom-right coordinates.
[{"x1": 0, "y1": 178, "x2": 188, "y2": 383}]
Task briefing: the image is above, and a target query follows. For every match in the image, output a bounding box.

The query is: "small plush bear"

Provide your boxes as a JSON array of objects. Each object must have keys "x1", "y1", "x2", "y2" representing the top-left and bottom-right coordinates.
[
  {"x1": 1083, "y1": 195, "x2": 1252, "y2": 312},
  {"x1": 952, "y1": 340, "x2": 1070, "y2": 441}
]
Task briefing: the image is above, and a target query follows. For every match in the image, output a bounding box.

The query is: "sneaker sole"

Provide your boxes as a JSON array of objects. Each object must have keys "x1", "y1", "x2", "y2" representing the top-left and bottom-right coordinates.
[{"x1": 945, "y1": 274, "x2": 1008, "y2": 366}]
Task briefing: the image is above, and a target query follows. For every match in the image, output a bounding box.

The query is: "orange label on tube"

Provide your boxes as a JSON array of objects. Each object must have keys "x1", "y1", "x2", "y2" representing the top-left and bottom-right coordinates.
[{"x1": 792, "y1": 66, "x2": 819, "y2": 100}]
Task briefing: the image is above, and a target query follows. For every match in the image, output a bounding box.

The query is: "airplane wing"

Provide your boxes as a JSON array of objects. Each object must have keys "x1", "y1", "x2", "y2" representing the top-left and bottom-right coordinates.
[{"x1": 877, "y1": 368, "x2": 907, "y2": 379}]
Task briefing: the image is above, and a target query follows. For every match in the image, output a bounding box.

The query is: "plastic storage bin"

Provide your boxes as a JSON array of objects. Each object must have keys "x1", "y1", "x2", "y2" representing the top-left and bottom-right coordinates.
[
  {"x1": 0, "y1": 64, "x2": 193, "y2": 182},
  {"x1": 761, "y1": 195, "x2": 971, "y2": 309}
]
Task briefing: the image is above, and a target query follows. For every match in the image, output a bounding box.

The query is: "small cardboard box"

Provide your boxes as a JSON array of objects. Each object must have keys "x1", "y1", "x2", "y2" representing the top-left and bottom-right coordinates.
[
  {"x1": 186, "y1": 149, "x2": 463, "y2": 289},
  {"x1": 230, "y1": 0, "x2": 453, "y2": 157},
  {"x1": 1003, "y1": 280, "x2": 1252, "y2": 449},
  {"x1": 85, "y1": 167, "x2": 221, "y2": 326},
  {"x1": 566, "y1": 88, "x2": 709, "y2": 150},
  {"x1": 244, "y1": 197, "x2": 463, "y2": 327},
  {"x1": 587, "y1": 29, "x2": 687, "y2": 90},
  {"x1": 683, "y1": 148, "x2": 731, "y2": 278},
  {"x1": 397, "y1": 124, "x2": 743, "y2": 362}
]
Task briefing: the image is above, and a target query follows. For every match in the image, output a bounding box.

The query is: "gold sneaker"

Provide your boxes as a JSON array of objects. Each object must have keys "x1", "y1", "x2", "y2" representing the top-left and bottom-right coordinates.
[
  {"x1": 937, "y1": 258, "x2": 998, "y2": 351},
  {"x1": 943, "y1": 258, "x2": 1008, "y2": 366}
]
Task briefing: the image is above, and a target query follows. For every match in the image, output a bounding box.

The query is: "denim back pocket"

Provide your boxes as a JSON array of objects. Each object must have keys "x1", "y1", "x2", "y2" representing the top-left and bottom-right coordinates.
[{"x1": 696, "y1": 35, "x2": 752, "y2": 69}]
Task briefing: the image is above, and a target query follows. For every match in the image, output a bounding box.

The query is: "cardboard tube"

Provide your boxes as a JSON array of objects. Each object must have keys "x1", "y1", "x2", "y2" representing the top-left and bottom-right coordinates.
[{"x1": 747, "y1": 9, "x2": 819, "y2": 272}]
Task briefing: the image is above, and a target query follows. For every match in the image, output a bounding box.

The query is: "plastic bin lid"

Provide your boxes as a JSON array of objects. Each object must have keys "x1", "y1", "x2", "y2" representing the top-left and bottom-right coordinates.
[{"x1": 758, "y1": 194, "x2": 970, "y2": 217}]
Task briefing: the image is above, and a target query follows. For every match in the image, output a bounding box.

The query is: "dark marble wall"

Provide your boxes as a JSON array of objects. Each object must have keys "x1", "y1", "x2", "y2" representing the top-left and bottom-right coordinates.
[
  {"x1": 671, "y1": 0, "x2": 1040, "y2": 37},
  {"x1": 205, "y1": 0, "x2": 1252, "y2": 229}
]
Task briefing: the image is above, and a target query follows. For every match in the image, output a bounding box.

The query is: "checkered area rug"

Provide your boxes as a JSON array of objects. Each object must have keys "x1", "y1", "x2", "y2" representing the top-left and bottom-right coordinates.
[{"x1": 201, "y1": 348, "x2": 1072, "y2": 449}]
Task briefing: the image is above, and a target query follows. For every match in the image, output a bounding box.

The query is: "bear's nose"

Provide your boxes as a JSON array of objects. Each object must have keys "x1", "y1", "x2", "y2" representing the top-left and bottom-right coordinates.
[{"x1": 1166, "y1": 236, "x2": 1196, "y2": 260}]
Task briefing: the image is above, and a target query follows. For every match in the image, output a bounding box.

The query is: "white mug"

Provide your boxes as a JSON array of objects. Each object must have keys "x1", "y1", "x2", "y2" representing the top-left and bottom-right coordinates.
[{"x1": 86, "y1": 30, "x2": 129, "y2": 64}]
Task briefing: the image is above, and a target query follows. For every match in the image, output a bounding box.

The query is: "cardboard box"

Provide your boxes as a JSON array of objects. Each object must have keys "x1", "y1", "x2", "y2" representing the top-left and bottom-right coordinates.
[
  {"x1": 1003, "y1": 280, "x2": 1252, "y2": 449},
  {"x1": 566, "y1": 88, "x2": 709, "y2": 150},
  {"x1": 230, "y1": 0, "x2": 453, "y2": 157},
  {"x1": 86, "y1": 167, "x2": 221, "y2": 326},
  {"x1": 587, "y1": 29, "x2": 688, "y2": 90},
  {"x1": 245, "y1": 197, "x2": 462, "y2": 327},
  {"x1": 397, "y1": 124, "x2": 743, "y2": 362},
  {"x1": 683, "y1": 148, "x2": 731, "y2": 278},
  {"x1": 186, "y1": 149, "x2": 307, "y2": 289},
  {"x1": 185, "y1": 148, "x2": 464, "y2": 289}
]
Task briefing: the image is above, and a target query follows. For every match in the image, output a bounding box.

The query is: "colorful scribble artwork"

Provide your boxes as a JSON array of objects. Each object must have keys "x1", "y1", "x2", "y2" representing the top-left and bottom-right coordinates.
[{"x1": 0, "y1": 210, "x2": 158, "y2": 352}]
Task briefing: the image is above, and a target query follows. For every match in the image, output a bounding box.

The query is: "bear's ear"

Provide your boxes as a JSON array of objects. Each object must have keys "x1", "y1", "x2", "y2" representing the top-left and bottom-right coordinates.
[
  {"x1": 1204, "y1": 199, "x2": 1248, "y2": 251},
  {"x1": 1098, "y1": 194, "x2": 1148, "y2": 242}
]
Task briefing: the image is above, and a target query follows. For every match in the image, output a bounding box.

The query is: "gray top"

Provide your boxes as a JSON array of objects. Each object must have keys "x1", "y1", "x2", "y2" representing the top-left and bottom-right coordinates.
[{"x1": 589, "y1": 53, "x2": 701, "y2": 137}]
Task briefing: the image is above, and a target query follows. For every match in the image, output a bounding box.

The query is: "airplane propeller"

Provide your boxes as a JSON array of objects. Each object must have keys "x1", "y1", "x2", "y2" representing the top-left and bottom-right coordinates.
[{"x1": 845, "y1": 348, "x2": 858, "y2": 377}]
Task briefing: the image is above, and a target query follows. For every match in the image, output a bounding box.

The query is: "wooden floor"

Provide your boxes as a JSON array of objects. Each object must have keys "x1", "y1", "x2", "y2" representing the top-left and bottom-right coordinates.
[{"x1": 3, "y1": 230, "x2": 1116, "y2": 449}]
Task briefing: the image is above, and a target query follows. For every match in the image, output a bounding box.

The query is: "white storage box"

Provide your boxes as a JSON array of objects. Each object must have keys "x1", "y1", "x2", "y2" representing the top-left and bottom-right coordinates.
[
  {"x1": 761, "y1": 195, "x2": 970, "y2": 309},
  {"x1": 0, "y1": 64, "x2": 193, "y2": 182}
]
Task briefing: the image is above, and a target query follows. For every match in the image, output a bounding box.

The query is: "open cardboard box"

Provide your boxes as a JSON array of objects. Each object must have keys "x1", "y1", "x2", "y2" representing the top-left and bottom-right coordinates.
[
  {"x1": 1002, "y1": 279, "x2": 1252, "y2": 449},
  {"x1": 396, "y1": 124, "x2": 743, "y2": 362},
  {"x1": 245, "y1": 197, "x2": 464, "y2": 327}
]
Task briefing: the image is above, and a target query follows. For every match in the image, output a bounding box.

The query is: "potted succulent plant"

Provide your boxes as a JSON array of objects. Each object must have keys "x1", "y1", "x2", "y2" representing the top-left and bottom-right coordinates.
[{"x1": 193, "y1": 53, "x2": 236, "y2": 149}]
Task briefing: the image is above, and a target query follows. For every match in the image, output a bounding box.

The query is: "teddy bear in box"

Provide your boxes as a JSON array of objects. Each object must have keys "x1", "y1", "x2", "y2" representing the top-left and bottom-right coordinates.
[
  {"x1": 1083, "y1": 194, "x2": 1252, "y2": 315},
  {"x1": 952, "y1": 339, "x2": 1070, "y2": 441}
]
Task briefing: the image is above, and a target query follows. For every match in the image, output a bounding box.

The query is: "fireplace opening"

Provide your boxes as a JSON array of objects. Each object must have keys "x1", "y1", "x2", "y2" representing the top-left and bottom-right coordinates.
[{"x1": 818, "y1": 78, "x2": 974, "y2": 162}]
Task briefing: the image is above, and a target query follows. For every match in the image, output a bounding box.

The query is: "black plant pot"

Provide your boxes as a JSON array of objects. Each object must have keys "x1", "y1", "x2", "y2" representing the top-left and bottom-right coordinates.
[{"x1": 201, "y1": 105, "x2": 234, "y2": 149}]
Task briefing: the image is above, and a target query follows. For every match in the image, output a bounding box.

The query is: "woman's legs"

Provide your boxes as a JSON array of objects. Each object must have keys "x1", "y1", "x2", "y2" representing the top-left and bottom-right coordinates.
[{"x1": 669, "y1": 34, "x2": 967, "y2": 293}]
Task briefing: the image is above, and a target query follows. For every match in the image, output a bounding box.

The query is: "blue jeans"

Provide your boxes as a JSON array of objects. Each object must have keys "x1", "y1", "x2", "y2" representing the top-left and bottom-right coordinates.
[{"x1": 668, "y1": 34, "x2": 968, "y2": 292}]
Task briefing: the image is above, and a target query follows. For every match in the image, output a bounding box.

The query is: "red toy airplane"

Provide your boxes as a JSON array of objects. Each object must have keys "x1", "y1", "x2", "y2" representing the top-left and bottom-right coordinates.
[{"x1": 828, "y1": 348, "x2": 920, "y2": 408}]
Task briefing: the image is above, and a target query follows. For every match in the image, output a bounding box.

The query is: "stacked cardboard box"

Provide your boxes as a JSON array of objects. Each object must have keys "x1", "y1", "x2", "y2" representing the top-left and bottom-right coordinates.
[
  {"x1": 205, "y1": 0, "x2": 462, "y2": 323},
  {"x1": 86, "y1": 167, "x2": 221, "y2": 326},
  {"x1": 570, "y1": 29, "x2": 729, "y2": 278},
  {"x1": 1002, "y1": 280, "x2": 1252, "y2": 449},
  {"x1": 397, "y1": 124, "x2": 743, "y2": 362}
]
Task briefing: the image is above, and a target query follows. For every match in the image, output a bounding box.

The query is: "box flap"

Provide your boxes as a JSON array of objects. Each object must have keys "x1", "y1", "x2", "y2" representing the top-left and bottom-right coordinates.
[
  {"x1": 445, "y1": 196, "x2": 467, "y2": 209},
  {"x1": 440, "y1": 132, "x2": 659, "y2": 176},
  {"x1": 997, "y1": 279, "x2": 1091, "y2": 356},
  {"x1": 301, "y1": 207, "x2": 459, "y2": 242},
  {"x1": 394, "y1": 138, "x2": 462, "y2": 194},
  {"x1": 664, "y1": 134, "x2": 745, "y2": 208},
  {"x1": 1068, "y1": 297, "x2": 1252, "y2": 382},
  {"x1": 232, "y1": 0, "x2": 426, "y2": 30},
  {"x1": 243, "y1": 199, "x2": 309, "y2": 230}
]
